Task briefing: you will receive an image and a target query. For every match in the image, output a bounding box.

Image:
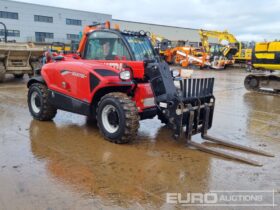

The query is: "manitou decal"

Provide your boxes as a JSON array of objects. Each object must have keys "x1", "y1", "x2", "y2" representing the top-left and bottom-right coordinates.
[
  {"x1": 60, "y1": 70, "x2": 87, "y2": 79},
  {"x1": 101, "y1": 62, "x2": 124, "y2": 71}
]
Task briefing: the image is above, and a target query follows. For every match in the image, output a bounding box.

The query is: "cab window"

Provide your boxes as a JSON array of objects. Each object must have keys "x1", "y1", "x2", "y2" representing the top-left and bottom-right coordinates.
[
  {"x1": 84, "y1": 31, "x2": 132, "y2": 60},
  {"x1": 124, "y1": 36, "x2": 156, "y2": 61}
]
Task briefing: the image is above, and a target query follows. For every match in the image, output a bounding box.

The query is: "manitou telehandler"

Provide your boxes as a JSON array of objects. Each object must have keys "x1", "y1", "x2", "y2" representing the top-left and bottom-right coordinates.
[{"x1": 27, "y1": 22, "x2": 273, "y2": 166}]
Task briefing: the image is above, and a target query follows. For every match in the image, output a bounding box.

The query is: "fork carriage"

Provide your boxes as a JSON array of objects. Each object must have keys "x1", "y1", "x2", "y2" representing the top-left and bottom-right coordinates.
[{"x1": 144, "y1": 61, "x2": 273, "y2": 166}]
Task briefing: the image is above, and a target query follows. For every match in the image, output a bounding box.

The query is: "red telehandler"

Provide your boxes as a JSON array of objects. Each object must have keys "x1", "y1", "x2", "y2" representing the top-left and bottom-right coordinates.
[{"x1": 27, "y1": 22, "x2": 273, "y2": 166}]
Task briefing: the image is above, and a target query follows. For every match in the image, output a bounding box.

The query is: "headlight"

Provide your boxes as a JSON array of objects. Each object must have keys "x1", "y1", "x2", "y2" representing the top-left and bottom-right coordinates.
[
  {"x1": 171, "y1": 69, "x2": 180, "y2": 77},
  {"x1": 139, "y1": 30, "x2": 146, "y2": 36},
  {"x1": 119, "y1": 70, "x2": 131, "y2": 80}
]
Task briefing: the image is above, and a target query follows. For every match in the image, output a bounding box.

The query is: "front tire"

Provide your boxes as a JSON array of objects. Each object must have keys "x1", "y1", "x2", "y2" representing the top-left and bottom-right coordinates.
[
  {"x1": 28, "y1": 83, "x2": 57, "y2": 121},
  {"x1": 97, "y1": 92, "x2": 140, "y2": 144}
]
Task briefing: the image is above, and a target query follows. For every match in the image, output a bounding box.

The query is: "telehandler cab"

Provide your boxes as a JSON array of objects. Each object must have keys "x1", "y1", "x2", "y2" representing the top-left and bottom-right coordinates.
[{"x1": 27, "y1": 22, "x2": 273, "y2": 166}]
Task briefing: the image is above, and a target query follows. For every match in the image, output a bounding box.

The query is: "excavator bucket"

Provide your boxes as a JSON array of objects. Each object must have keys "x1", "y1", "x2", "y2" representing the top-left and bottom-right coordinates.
[{"x1": 144, "y1": 60, "x2": 274, "y2": 166}]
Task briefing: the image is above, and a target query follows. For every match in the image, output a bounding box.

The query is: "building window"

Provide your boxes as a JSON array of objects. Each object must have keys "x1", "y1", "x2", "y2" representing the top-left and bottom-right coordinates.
[
  {"x1": 35, "y1": 32, "x2": 54, "y2": 42},
  {"x1": 34, "y1": 15, "x2": 53, "y2": 23},
  {"x1": 67, "y1": 34, "x2": 79, "y2": 40},
  {"x1": 0, "y1": 11, "x2": 18, "y2": 19},
  {"x1": 0, "y1": 29, "x2": 20, "y2": 37},
  {"x1": 66, "y1": 18, "x2": 82, "y2": 26}
]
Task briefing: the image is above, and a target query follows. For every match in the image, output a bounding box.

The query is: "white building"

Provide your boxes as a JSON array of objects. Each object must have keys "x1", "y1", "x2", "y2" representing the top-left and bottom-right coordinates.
[
  {"x1": 0, "y1": 0, "x2": 112, "y2": 43},
  {"x1": 0, "y1": 0, "x2": 216, "y2": 46}
]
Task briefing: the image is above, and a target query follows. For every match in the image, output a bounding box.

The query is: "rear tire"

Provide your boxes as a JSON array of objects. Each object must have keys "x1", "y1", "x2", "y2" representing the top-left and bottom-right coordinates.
[
  {"x1": 97, "y1": 92, "x2": 140, "y2": 144},
  {"x1": 28, "y1": 83, "x2": 57, "y2": 121}
]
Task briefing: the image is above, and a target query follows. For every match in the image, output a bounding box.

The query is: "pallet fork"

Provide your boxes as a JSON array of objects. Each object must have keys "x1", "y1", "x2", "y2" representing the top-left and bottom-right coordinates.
[
  {"x1": 186, "y1": 105, "x2": 274, "y2": 166},
  {"x1": 180, "y1": 78, "x2": 274, "y2": 166}
]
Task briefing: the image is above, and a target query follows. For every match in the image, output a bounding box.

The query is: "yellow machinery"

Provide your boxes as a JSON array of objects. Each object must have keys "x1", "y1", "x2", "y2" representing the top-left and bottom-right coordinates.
[
  {"x1": 49, "y1": 42, "x2": 70, "y2": 53},
  {"x1": 47, "y1": 41, "x2": 79, "y2": 54},
  {"x1": 234, "y1": 42, "x2": 252, "y2": 63},
  {"x1": 199, "y1": 29, "x2": 238, "y2": 68},
  {"x1": 150, "y1": 33, "x2": 165, "y2": 48},
  {"x1": 244, "y1": 41, "x2": 280, "y2": 94},
  {"x1": 199, "y1": 29, "x2": 252, "y2": 65}
]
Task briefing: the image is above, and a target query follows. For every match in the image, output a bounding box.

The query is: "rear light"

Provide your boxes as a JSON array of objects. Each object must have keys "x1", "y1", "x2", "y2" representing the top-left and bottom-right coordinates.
[{"x1": 143, "y1": 97, "x2": 155, "y2": 107}]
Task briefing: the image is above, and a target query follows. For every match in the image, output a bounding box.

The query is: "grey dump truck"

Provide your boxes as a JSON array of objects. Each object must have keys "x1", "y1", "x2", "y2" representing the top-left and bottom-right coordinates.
[{"x1": 0, "y1": 22, "x2": 45, "y2": 82}]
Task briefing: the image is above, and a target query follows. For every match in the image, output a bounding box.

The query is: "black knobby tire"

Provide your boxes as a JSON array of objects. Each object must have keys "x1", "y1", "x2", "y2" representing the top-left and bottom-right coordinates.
[
  {"x1": 97, "y1": 92, "x2": 140, "y2": 144},
  {"x1": 28, "y1": 83, "x2": 57, "y2": 121}
]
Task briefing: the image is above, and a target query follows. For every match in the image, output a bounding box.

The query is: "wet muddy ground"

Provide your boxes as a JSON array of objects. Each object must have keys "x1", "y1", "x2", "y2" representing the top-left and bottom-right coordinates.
[{"x1": 0, "y1": 68, "x2": 279, "y2": 210}]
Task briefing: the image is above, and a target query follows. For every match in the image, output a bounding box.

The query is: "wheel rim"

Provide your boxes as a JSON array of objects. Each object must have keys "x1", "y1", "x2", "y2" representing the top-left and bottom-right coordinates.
[
  {"x1": 101, "y1": 104, "x2": 119, "y2": 133},
  {"x1": 30, "y1": 91, "x2": 41, "y2": 114}
]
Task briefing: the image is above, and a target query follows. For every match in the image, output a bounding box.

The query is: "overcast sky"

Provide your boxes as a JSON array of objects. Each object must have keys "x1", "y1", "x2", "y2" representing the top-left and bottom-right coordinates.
[{"x1": 15, "y1": 0, "x2": 280, "y2": 41}]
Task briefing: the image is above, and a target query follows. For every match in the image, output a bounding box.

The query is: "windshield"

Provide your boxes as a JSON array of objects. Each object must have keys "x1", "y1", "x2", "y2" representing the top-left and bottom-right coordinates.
[
  {"x1": 210, "y1": 44, "x2": 223, "y2": 54},
  {"x1": 124, "y1": 35, "x2": 156, "y2": 61},
  {"x1": 84, "y1": 31, "x2": 132, "y2": 60}
]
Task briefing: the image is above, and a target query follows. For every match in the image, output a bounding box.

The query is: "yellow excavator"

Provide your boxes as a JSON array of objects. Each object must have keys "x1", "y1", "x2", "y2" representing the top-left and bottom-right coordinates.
[
  {"x1": 199, "y1": 29, "x2": 252, "y2": 65},
  {"x1": 199, "y1": 29, "x2": 238, "y2": 68},
  {"x1": 149, "y1": 33, "x2": 171, "y2": 56},
  {"x1": 244, "y1": 41, "x2": 280, "y2": 94}
]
